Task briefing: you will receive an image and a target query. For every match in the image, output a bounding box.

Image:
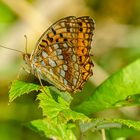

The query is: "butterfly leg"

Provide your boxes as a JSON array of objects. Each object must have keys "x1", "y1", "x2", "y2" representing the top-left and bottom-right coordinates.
[
  {"x1": 36, "y1": 72, "x2": 50, "y2": 96},
  {"x1": 16, "y1": 66, "x2": 30, "y2": 80},
  {"x1": 16, "y1": 66, "x2": 31, "y2": 80},
  {"x1": 16, "y1": 67, "x2": 23, "y2": 80}
]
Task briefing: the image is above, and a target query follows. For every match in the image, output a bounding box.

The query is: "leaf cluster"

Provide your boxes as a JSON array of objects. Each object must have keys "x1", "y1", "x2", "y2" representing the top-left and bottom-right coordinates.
[{"x1": 9, "y1": 59, "x2": 140, "y2": 140}]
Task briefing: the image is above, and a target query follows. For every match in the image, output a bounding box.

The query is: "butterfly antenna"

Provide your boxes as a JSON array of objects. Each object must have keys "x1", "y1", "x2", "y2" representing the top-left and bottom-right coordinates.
[
  {"x1": 0, "y1": 44, "x2": 23, "y2": 53},
  {"x1": 24, "y1": 35, "x2": 28, "y2": 54}
]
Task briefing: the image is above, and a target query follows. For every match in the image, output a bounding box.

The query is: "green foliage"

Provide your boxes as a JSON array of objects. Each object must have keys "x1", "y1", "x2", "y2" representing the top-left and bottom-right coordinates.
[
  {"x1": 9, "y1": 80, "x2": 40, "y2": 102},
  {"x1": 0, "y1": 2, "x2": 17, "y2": 36},
  {"x1": 37, "y1": 91, "x2": 90, "y2": 123},
  {"x1": 9, "y1": 59, "x2": 140, "y2": 140},
  {"x1": 29, "y1": 119, "x2": 76, "y2": 140},
  {"x1": 80, "y1": 118, "x2": 140, "y2": 132},
  {"x1": 74, "y1": 59, "x2": 140, "y2": 114}
]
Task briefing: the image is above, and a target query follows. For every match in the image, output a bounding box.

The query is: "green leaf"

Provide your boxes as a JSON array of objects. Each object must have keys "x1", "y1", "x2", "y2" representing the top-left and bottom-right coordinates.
[
  {"x1": 74, "y1": 59, "x2": 140, "y2": 115},
  {"x1": 80, "y1": 118, "x2": 140, "y2": 132},
  {"x1": 49, "y1": 86, "x2": 73, "y2": 104},
  {"x1": 29, "y1": 119, "x2": 76, "y2": 140},
  {"x1": 106, "y1": 127, "x2": 139, "y2": 140},
  {"x1": 37, "y1": 91, "x2": 90, "y2": 123},
  {"x1": 9, "y1": 80, "x2": 40, "y2": 102},
  {"x1": 111, "y1": 118, "x2": 140, "y2": 130}
]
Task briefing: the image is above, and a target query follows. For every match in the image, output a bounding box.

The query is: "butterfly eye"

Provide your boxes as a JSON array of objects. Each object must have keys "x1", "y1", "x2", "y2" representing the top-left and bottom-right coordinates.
[{"x1": 23, "y1": 53, "x2": 30, "y2": 64}]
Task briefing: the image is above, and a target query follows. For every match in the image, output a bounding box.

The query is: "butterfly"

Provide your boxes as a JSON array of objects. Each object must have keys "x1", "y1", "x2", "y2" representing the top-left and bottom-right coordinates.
[{"x1": 23, "y1": 16, "x2": 95, "y2": 93}]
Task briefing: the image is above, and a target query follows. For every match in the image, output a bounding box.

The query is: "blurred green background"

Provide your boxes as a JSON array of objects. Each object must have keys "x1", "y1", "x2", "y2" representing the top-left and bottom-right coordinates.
[{"x1": 0, "y1": 0, "x2": 140, "y2": 140}]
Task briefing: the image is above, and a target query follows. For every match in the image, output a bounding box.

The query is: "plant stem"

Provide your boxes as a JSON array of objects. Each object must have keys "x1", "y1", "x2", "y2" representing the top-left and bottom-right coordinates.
[{"x1": 101, "y1": 129, "x2": 106, "y2": 140}]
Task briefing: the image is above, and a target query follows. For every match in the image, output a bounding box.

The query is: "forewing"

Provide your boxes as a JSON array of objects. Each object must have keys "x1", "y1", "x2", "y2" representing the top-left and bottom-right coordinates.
[{"x1": 30, "y1": 16, "x2": 79, "y2": 92}]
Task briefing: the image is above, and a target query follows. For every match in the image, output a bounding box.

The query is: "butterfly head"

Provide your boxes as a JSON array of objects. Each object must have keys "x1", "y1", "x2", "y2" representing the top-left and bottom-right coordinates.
[{"x1": 22, "y1": 53, "x2": 31, "y2": 65}]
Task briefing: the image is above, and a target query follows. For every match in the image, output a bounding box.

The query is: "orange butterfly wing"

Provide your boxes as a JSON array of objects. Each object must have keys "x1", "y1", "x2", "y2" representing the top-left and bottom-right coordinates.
[{"x1": 30, "y1": 16, "x2": 95, "y2": 93}]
